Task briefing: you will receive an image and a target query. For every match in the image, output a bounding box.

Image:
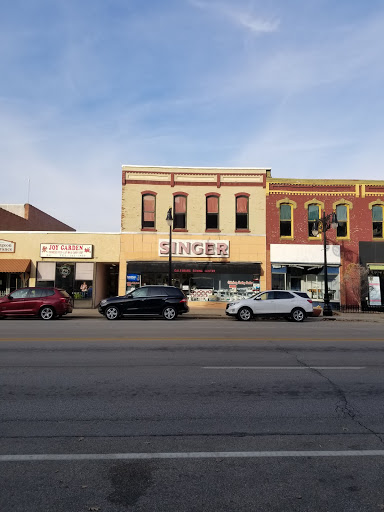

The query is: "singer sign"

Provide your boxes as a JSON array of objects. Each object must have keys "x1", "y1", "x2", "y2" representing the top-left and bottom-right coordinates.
[{"x1": 159, "y1": 239, "x2": 229, "y2": 258}]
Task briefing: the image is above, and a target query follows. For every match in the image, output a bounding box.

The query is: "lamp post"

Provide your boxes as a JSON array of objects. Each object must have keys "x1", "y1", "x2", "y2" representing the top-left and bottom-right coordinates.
[
  {"x1": 166, "y1": 208, "x2": 173, "y2": 286},
  {"x1": 312, "y1": 211, "x2": 338, "y2": 316}
]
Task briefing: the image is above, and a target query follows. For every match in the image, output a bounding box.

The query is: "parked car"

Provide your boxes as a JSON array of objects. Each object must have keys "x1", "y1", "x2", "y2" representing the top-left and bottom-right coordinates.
[
  {"x1": 98, "y1": 285, "x2": 189, "y2": 320},
  {"x1": 0, "y1": 287, "x2": 73, "y2": 320},
  {"x1": 225, "y1": 290, "x2": 313, "y2": 322}
]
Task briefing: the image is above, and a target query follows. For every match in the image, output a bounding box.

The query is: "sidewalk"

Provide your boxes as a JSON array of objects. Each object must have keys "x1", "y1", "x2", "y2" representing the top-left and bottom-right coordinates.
[{"x1": 71, "y1": 304, "x2": 384, "y2": 322}]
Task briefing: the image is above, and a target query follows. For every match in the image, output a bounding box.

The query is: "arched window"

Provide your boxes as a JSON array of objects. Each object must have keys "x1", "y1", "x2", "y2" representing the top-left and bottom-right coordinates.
[
  {"x1": 206, "y1": 195, "x2": 219, "y2": 230},
  {"x1": 142, "y1": 194, "x2": 156, "y2": 229},
  {"x1": 236, "y1": 195, "x2": 248, "y2": 230},
  {"x1": 280, "y1": 203, "x2": 292, "y2": 237},
  {"x1": 336, "y1": 204, "x2": 349, "y2": 238},
  {"x1": 372, "y1": 205, "x2": 384, "y2": 238},
  {"x1": 308, "y1": 204, "x2": 321, "y2": 237},
  {"x1": 173, "y1": 194, "x2": 187, "y2": 229}
]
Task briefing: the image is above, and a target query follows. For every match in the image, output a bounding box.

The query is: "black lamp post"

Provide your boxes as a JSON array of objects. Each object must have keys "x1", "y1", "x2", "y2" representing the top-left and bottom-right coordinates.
[
  {"x1": 312, "y1": 211, "x2": 338, "y2": 316},
  {"x1": 166, "y1": 208, "x2": 173, "y2": 286}
]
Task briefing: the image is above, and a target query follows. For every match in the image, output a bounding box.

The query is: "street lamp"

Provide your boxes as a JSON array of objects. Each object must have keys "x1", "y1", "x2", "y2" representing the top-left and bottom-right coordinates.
[
  {"x1": 166, "y1": 208, "x2": 173, "y2": 286},
  {"x1": 312, "y1": 211, "x2": 338, "y2": 316}
]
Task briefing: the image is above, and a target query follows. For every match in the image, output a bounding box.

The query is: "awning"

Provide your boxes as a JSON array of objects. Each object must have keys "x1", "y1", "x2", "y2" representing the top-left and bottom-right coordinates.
[
  {"x1": 368, "y1": 264, "x2": 384, "y2": 271},
  {"x1": 0, "y1": 259, "x2": 31, "y2": 273}
]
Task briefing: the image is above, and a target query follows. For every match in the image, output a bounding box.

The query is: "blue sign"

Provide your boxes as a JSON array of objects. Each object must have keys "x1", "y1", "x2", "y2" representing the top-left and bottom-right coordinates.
[{"x1": 127, "y1": 274, "x2": 140, "y2": 283}]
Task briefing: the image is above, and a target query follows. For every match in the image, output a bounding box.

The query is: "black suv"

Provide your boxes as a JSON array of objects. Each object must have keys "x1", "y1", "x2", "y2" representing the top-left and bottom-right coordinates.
[{"x1": 98, "y1": 285, "x2": 189, "y2": 320}]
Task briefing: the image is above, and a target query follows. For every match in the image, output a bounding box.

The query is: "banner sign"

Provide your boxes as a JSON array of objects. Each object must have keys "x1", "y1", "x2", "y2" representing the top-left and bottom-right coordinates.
[
  {"x1": 159, "y1": 239, "x2": 229, "y2": 258},
  {"x1": 40, "y1": 244, "x2": 93, "y2": 259},
  {"x1": 368, "y1": 276, "x2": 382, "y2": 306},
  {"x1": 0, "y1": 239, "x2": 15, "y2": 253}
]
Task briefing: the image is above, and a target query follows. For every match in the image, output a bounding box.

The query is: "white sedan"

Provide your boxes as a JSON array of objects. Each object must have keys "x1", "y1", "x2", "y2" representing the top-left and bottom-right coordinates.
[{"x1": 225, "y1": 290, "x2": 313, "y2": 322}]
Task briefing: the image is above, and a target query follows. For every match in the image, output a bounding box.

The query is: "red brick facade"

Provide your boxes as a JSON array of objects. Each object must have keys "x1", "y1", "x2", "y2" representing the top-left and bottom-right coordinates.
[{"x1": 266, "y1": 180, "x2": 384, "y2": 306}]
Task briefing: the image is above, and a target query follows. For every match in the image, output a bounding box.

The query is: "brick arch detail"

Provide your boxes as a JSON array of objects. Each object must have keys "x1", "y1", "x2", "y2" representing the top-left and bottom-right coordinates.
[
  {"x1": 141, "y1": 190, "x2": 157, "y2": 196},
  {"x1": 304, "y1": 198, "x2": 325, "y2": 210},
  {"x1": 275, "y1": 198, "x2": 297, "y2": 209},
  {"x1": 368, "y1": 200, "x2": 384, "y2": 210},
  {"x1": 333, "y1": 198, "x2": 353, "y2": 210}
]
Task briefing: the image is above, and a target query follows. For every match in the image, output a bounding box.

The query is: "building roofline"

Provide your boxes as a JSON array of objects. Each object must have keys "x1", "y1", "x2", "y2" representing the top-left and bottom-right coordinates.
[{"x1": 122, "y1": 164, "x2": 271, "y2": 171}]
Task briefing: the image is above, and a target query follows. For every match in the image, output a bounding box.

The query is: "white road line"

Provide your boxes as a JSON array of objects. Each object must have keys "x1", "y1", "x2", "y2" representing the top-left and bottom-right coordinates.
[
  {"x1": 1, "y1": 450, "x2": 384, "y2": 462},
  {"x1": 203, "y1": 366, "x2": 365, "y2": 370}
]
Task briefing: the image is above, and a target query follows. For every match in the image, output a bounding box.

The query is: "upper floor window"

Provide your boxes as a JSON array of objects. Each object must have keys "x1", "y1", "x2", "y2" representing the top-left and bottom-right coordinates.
[
  {"x1": 236, "y1": 195, "x2": 248, "y2": 230},
  {"x1": 280, "y1": 204, "x2": 292, "y2": 237},
  {"x1": 308, "y1": 204, "x2": 320, "y2": 237},
  {"x1": 206, "y1": 195, "x2": 219, "y2": 230},
  {"x1": 336, "y1": 204, "x2": 348, "y2": 238},
  {"x1": 142, "y1": 194, "x2": 156, "y2": 229},
  {"x1": 174, "y1": 194, "x2": 187, "y2": 229},
  {"x1": 372, "y1": 205, "x2": 383, "y2": 238}
]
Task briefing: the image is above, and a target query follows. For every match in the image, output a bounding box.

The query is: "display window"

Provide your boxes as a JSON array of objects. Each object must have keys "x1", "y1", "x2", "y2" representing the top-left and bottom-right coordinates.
[{"x1": 127, "y1": 262, "x2": 261, "y2": 302}]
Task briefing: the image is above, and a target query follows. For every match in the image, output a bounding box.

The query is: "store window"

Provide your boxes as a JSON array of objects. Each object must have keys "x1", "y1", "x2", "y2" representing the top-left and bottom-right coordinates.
[
  {"x1": 174, "y1": 194, "x2": 187, "y2": 229},
  {"x1": 336, "y1": 204, "x2": 349, "y2": 238},
  {"x1": 206, "y1": 195, "x2": 219, "y2": 230},
  {"x1": 280, "y1": 204, "x2": 293, "y2": 237},
  {"x1": 236, "y1": 195, "x2": 248, "y2": 230},
  {"x1": 36, "y1": 262, "x2": 94, "y2": 302},
  {"x1": 308, "y1": 204, "x2": 320, "y2": 237},
  {"x1": 372, "y1": 205, "x2": 383, "y2": 238},
  {"x1": 142, "y1": 194, "x2": 156, "y2": 229}
]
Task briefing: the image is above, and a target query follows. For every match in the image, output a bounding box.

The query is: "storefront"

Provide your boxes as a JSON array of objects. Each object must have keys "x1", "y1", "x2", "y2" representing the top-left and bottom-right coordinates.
[
  {"x1": 0, "y1": 233, "x2": 121, "y2": 307},
  {"x1": 359, "y1": 242, "x2": 384, "y2": 309},
  {"x1": 270, "y1": 244, "x2": 341, "y2": 307},
  {"x1": 126, "y1": 261, "x2": 261, "y2": 301}
]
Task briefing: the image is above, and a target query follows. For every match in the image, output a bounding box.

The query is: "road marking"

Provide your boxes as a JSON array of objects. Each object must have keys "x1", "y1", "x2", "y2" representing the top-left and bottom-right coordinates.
[
  {"x1": 1, "y1": 450, "x2": 384, "y2": 462},
  {"x1": 0, "y1": 337, "x2": 384, "y2": 342},
  {"x1": 203, "y1": 366, "x2": 365, "y2": 370}
]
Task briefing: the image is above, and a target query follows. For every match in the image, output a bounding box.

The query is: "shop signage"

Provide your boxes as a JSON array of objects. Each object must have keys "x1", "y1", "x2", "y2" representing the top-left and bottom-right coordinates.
[
  {"x1": 127, "y1": 274, "x2": 140, "y2": 282},
  {"x1": 368, "y1": 276, "x2": 382, "y2": 306},
  {"x1": 40, "y1": 244, "x2": 93, "y2": 258},
  {"x1": 0, "y1": 239, "x2": 15, "y2": 253},
  {"x1": 159, "y1": 239, "x2": 229, "y2": 258}
]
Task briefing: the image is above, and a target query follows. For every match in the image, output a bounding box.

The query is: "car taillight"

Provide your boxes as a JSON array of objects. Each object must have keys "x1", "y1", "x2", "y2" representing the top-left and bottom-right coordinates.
[
  {"x1": 60, "y1": 297, "x2": 67, "y2": 303},
  {"x1": 180, "y1": 298, "x2": 187, "y2": 303},
  {"x1": 307, "y1": 299, "x2": 313, "y2": 304}
]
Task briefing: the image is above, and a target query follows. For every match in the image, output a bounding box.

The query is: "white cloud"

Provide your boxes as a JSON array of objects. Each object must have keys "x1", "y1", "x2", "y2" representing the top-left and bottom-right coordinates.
[{"x1": 189, "y1": 0, "x2": 279, "y2": 34}]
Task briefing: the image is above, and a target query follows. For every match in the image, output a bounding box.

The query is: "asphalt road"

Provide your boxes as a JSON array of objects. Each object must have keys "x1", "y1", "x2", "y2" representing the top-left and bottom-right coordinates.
[{"x1": 1, "y1": 317, "x2": 384, "y2": 511}]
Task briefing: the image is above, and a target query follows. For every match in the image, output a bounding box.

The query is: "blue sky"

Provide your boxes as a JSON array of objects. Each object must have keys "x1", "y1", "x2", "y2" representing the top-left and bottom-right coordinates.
[{"x1": 1, "y1": 0, "x2": 383, "y2": 231}]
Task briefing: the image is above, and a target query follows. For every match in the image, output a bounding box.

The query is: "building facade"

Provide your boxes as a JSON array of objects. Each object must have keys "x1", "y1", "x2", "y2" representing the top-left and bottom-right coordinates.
[
  {"x1": 266, "y1": 178, "x2": 384, "y2": 307},
  {"x1": 0, "y1": 232, "x2": 120, "y2": 307},
  {"x1": 119, "y1": 165, "x2": 269, "y2": 302}
]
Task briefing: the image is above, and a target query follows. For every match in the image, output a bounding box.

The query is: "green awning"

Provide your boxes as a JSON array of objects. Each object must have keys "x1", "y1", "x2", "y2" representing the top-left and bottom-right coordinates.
[{"x1": 368, "y1": 264, "x2": 384, "y2": 270}]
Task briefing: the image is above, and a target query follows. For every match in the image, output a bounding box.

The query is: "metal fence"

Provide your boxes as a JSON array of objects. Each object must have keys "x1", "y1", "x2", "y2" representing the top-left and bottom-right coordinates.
[{"x1": 339, "y1": 304, "x2": 384, "y2": 313}]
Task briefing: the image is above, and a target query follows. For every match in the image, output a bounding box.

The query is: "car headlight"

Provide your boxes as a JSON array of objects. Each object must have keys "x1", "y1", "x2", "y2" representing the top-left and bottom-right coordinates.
[{"x1": 100, "y1": 299, "x2": 107, "y2": 306}]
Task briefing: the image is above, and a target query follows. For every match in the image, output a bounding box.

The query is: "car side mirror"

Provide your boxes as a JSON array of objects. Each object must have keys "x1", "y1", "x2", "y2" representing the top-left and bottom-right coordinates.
[
  {"x1": 8, "y1": 295, "x2": 13, "y2": 300},
  {"x1": 254, "y1": 297, "x2": 260, "y2": 300}
]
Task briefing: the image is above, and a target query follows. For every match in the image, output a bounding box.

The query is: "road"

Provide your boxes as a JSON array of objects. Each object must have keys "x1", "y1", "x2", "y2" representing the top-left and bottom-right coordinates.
[{"x1": 1, "y1": 317, "x2": 384, "y2": 511}]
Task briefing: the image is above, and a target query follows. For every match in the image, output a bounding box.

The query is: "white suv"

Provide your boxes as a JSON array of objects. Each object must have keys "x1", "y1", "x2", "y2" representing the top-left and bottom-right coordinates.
[{"x1": 225, "y1": 290, "x2": 313, "y2": 322}]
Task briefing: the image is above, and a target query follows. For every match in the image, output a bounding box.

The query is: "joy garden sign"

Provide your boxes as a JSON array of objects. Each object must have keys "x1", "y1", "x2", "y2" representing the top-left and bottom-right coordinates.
[{"x1": 40, "y1": 244, "x2": 93, "y2": 258}]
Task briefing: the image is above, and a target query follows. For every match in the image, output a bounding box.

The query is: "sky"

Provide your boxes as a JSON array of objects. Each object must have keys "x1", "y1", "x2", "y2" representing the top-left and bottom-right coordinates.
[{"x1": 1, "y1": 0, "x2": 383, "y2": 232}]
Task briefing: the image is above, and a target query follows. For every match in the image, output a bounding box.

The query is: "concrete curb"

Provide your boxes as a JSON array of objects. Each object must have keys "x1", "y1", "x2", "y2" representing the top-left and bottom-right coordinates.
[{"x1": 69, "y1": 311, "x2": 384, "y2": 322}]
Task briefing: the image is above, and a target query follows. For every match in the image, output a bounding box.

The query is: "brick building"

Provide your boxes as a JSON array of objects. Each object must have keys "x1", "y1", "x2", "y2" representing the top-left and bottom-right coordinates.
[
  {"x1": 0, "y1": 204, "x2": 75, "y2": 231},
  {"x1": 266, "y1": 178, "x2": 384, "y2": 308},
  {"x1": 119, "y1": 165, "x2": 269, "y2": 301}
]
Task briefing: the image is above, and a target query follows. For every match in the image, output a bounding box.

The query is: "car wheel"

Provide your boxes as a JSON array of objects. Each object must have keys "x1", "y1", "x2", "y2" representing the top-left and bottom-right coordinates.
[
  {"x1": 40, "y1": 306, "x2": 55, "y2": 320},
  {"x1": 162, "y1": 306, "x2": 177, "y2": 320},
  {"x1": 105, "y1": 306, "x2": 120, "y2": 320},
  {"x1": 291, "y1": 307, "x2": 306, "y2": 322},
  {"x1": 237, "y1": 307, "x2": 253, "y2": 321}
]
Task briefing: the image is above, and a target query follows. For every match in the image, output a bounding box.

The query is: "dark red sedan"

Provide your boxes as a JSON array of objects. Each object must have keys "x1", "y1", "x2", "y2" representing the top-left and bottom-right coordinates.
[{"x1": 0, "y1": 287, "x2": 73, "y2": 320}]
